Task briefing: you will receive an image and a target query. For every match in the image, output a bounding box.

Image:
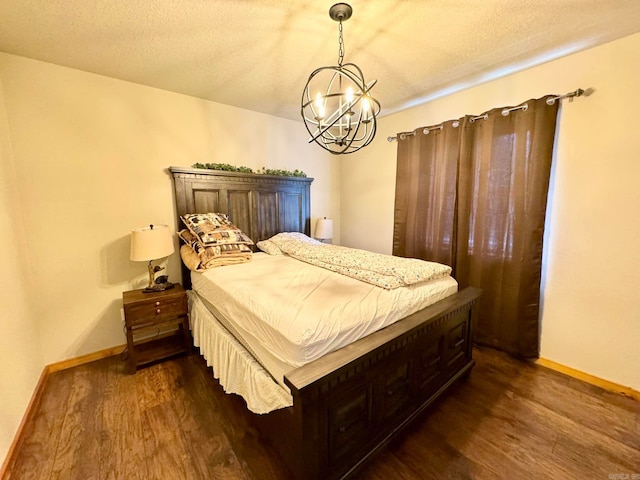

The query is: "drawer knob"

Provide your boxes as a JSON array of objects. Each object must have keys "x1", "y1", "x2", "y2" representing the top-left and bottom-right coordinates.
[
  {"x1": 155, "y1": 301, "x2": 160, "y2": 306},
  {"x1": 156, "y1": 309, "x2": 161, "y2": 314}
]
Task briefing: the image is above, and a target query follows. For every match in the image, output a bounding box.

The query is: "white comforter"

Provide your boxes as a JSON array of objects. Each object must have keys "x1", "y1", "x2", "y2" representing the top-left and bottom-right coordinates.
[{"x1": 191, "y1": 253, "x2": 457, "y2": 368}]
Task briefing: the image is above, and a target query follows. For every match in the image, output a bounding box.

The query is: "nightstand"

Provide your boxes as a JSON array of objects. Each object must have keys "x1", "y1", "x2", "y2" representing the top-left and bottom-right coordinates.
[{"x1": 122, "y1": 284, "x2": 191, "y2": 373}]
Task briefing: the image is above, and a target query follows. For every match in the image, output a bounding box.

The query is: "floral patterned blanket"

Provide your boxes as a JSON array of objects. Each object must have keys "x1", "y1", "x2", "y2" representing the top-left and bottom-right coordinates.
[{"x1": 268, "y1": 233, "x2": 452, "y2": 289}]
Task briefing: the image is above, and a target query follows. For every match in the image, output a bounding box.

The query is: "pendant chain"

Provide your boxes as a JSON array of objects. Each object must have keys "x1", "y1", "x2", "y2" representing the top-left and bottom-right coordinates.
[{"x1": 337, "y1": 21, "x2": 345, "y2": 67}]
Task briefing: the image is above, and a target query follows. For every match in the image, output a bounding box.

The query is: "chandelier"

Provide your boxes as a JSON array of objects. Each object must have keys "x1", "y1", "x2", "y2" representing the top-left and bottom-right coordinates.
[{"x1": 301, "y1": 3, "x2": 381, "y2": 155}]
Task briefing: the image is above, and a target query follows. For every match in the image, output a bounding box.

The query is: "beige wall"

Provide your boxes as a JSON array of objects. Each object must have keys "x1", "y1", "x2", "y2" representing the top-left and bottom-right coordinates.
[
  {"x1": 0, "y1": 74, "x2": 44, "y2": 466},
  {"x1": 0, "y1": 52, "x2": 338, "y2": 462},
  {"x1": 341, "y1": 32, "x2": 640, "y2": 391}
]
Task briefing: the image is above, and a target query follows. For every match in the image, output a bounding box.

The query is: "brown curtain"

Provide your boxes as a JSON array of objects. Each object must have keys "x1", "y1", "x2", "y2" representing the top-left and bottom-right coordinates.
[
  {"x1": 393, "y1": 120, "x2": 462, "y2": 269},
  {"x1": 393, "y1": 96, "x2": 559, "y2": 358}
]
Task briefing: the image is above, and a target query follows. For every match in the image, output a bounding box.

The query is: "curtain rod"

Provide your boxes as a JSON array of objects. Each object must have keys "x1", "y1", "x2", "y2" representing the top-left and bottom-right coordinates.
[
  {"x1": 387, "y1": 88, "x2": 586, "y2": 142},
  {"x1": 546, "y1": 88, "x2": 585, "y2": 105}
]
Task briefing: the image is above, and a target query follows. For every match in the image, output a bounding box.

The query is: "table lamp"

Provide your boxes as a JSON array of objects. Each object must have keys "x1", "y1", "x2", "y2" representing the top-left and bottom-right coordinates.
[
  {"x1": 130, "y1": 224, "x2": 175, "y2": 292},
  {"x1": 314, "y1": 217, "x2": 334, "y2": 243}
]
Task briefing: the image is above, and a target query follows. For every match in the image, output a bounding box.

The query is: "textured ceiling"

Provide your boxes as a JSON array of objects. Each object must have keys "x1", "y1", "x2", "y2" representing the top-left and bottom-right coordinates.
[{"x1": 1, "y1": 1, "x2": 640, "y2": 121}]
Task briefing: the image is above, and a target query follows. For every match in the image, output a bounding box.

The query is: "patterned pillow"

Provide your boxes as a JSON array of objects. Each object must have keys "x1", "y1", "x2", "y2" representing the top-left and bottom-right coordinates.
[{"x1": 181, "y1": 213, "x2": 254, "y2": 247}]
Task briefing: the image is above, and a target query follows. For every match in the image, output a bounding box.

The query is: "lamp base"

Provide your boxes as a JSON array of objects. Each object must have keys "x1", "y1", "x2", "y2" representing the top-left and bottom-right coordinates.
[{"x1": 142, "y1": 282, "x2": 174, "y2": 293}]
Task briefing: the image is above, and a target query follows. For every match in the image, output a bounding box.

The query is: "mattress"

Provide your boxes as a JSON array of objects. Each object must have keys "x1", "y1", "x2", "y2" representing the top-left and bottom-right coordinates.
[{"x1": 191, "y1": 252, "x2": 458, "y2": 374}]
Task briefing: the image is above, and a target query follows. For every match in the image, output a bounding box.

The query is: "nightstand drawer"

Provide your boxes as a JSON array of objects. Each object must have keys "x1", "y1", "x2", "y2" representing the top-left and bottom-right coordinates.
[{"x1": 124, "y1": 294, "x2": 187, "y2": 326}]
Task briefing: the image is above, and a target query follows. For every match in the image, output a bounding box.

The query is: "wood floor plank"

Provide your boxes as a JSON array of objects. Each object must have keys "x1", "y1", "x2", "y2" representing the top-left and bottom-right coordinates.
[
  {"x1": 527, "y1": 397, "x2": 640, "y2": 476},
  {"x1": 7, "y1": 368, "x2": 75, "y2": 480},
  {"x1": 141, "y1": 401, "x2": 192, "y2": 480},
  {"x1": 417, "y1": 396, "x2": 567, "y2": 480},
  {"x1": 552, "y1": 431, "x2": 640, "y2": 479},
  {"x1": 135, "y1": 362, "x2": 202, "y2": 480},
  {"x1": 49, "y1": 360, "x2": 107, "y2": 480},
  {"x1": 99, "y1": 356, "x2": 149, "y2": 480},
  {"x1": 167, "y1": 358, "x2": 247, "y2": 480},
  {"x1": 135, "y1": 362, "x2": 173, "y2": 411},
  {"x1": 354, "y1": 449, "x2": 419, "y2": 479},
  {"x1": 387, "y1": 427, "x2": 507, "y2": 480}
]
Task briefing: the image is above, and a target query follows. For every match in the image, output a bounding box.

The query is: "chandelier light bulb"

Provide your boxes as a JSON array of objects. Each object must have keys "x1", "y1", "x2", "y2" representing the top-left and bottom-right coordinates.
[
  {"x1": 345, "y1": 87, "x2": 354, "y2": 103},
  {"x1": 362, "y1": 97, "x2": 371, "y2": 123},
  {"x1": 315, "y1": 92, "x2": 325, "y2": 119}
]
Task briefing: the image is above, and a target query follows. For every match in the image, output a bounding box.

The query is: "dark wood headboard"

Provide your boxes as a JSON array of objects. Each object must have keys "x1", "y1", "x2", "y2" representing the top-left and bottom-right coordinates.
[{"x1": 168, "y1": 166, "x2": 313, "y2": 288}]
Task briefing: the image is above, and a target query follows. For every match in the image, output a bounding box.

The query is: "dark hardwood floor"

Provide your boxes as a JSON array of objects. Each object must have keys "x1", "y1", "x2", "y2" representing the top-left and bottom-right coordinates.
[{"x1": 6, "y1": 346, "x2": 639, "y2": 480}]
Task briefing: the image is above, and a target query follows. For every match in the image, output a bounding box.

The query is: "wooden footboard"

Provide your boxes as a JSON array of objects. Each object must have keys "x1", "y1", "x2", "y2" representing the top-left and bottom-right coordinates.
[{"x1": 254, "y1": 287, "x2": 481, "y2": 480}]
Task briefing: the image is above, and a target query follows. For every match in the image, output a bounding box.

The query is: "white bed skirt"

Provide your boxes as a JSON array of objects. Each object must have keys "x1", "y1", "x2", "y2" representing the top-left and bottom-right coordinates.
[{"x1": 188, "y1": 290, "x2": 293, "y2": 414}]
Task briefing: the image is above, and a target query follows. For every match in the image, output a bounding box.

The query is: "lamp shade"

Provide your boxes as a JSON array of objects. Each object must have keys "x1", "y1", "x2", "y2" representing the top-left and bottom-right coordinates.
[
  {"x1": 315, "y1": 217, "x2": 334, "y2": 240},
  {"x1": 130, "y1": 224, "x2": 174, "y2": 261}
]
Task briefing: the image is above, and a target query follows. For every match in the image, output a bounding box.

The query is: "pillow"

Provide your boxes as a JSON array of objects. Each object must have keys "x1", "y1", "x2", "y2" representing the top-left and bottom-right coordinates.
[
  {"x1": 180, "y1": 244, "x2": 205, "y2": 272},
  {"x1": 269, "y1": 232, "x2": 323, "y2": 245},
  {"x1": 178, "y1": 229, "x2": 199, "y2": 248},
  {"x1": 181, "y1": 213, "x2": 254, "y2": 247},
  {"x1": 256, "y1": 239, "x2": 283, "y2": 256}
]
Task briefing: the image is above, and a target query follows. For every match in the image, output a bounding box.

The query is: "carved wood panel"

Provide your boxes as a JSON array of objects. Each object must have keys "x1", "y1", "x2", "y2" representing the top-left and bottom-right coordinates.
[
  {"x1": 227, "y1": 190, "x2": 253, "y2": 239},
  {"x1": 255, "y1": 191, "x2": 279, "y2": 240},
  {"x1": 414, "y1": 336, "x2": 444, "y2": 392},
  {"x1": 445, "y1": 311, "x2": 471, "y2": 374},
  {"x1": 193, "y1": 189, "x2": 220, "y2": 214},
  {"x1": 374, "y1": 356, "x2": 412, "y2": 426},
  {"x1": 280, "y1": 192, "x2": 304, "y2": 233},
  {"x1": 328, "y1": 379, "x2": 372, "y2": 469}
]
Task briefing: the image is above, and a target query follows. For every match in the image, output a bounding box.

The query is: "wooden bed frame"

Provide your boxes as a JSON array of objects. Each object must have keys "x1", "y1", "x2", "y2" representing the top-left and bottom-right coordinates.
[{"x1": 169, "y1": 166, "x2": 480, "y2": 480}]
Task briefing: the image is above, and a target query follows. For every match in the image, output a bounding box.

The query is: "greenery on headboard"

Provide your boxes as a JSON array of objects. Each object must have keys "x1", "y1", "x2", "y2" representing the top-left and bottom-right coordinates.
[{"x1": 192, "y1": 163, "x2": 307, "y2": 178}]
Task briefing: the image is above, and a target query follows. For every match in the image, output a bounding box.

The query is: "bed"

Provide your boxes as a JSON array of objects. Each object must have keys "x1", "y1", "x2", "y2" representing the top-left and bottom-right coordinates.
[{"x1": 169, "y1": 166, "x2": 481, "y2": 480}]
